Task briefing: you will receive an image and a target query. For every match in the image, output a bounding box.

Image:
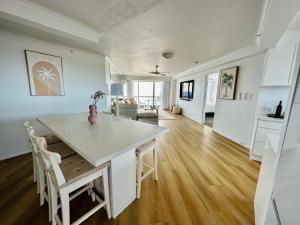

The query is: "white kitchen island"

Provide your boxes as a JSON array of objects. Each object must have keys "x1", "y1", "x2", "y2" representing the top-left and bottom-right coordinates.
[{"x1": 38, "y1": 112, "x2": 168, "y2": 218}]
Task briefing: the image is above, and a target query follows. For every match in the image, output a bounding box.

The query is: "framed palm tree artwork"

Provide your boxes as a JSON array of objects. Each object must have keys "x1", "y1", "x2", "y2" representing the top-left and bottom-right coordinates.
[
  {"x1": 218, "y1": 66, "x2": 238, "y2": 100},
  {"x1": 25, "y1": 50, "x2": 64, "y2": 96}
]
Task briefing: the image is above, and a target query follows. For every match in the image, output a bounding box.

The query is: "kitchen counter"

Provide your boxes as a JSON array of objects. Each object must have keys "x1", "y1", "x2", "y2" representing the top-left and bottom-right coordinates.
[
  {"x1": 256, "y1": 114, "x2": 285, "y2": 123},
  {"x1": 38, "y1": 112, "x2": 168, "y2": 166}
]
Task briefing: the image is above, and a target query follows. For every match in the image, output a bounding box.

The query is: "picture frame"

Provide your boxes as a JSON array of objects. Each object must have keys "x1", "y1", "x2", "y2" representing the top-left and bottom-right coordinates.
[
  {"x1": 218, "y1": 66, "x2": 238, "y2": 100},
  {"x1": 25, "y1": 50, "x2": 65, "y2": 96}
]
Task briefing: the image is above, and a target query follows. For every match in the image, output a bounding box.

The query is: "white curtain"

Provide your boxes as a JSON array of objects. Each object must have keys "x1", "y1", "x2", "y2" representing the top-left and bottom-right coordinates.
[
  {"x1": 126, "y1": 80, "x2": 134, "y2": 98},
  {"x1": 160, "y1": 81, "x2": 171, "y2": 110}
]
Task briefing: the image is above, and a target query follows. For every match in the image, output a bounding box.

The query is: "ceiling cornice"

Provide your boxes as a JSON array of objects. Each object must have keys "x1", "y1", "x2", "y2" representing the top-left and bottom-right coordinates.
[
  {"x1": 0, "y1": 0, "x2": 102, "y2": 43},
  {"x1": 174, "y1": 44, "x2": 262, "y2": 79}
]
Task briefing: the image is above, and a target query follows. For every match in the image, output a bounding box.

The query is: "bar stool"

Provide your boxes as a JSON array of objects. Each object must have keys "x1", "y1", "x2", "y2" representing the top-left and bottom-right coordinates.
[
  {"x1": 35, "y1": 136, "x2": 111, "y2": 225},
  {"x1": 24, "y1": 123, "x2": 75, "y2": 188},
  {"x1": 136, "y1": 139, "x2": 158, "y2": 199},
  {"x1": 26, "y1": 127, "x2": 75, "y2": 221},
  {"x1": 24, "y1": 121, "x2": 61, "y2": 144}
]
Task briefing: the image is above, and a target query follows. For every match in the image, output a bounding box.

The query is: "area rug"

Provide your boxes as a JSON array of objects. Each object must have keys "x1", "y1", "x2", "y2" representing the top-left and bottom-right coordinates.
[
  {"x1": 158, "y1": 110, "x2": 176, "y2": 120},
  {"x1": 138, "y1": 109, "x2": 176, "y2": 120}
]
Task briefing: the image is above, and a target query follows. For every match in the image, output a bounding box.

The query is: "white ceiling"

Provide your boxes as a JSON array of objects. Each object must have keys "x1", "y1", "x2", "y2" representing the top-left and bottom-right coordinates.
[
  {"x1": 287, "y1": 9, "x2": 300, "y2": 31},
  {"x1": 5, "y1": 0, "x2": 264, "y2": 76}
]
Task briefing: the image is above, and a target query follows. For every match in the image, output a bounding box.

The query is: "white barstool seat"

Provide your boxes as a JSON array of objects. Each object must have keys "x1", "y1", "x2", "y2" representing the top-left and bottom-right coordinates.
[
  {"x1": 35, "y1": 137, "x2": 111, "y2": 225},
  {"x1": 136, "y1": 139, "x2": 157, "y2": 199}
]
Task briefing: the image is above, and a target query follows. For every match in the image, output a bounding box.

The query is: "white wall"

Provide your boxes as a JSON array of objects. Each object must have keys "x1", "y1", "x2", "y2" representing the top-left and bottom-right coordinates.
[
  {"x1": 0, "y1": 30, "x2": 108, "y2": 160},
  {"x1": 175, "y1": 73, "x2": 206, "y2": 122},
  {"x1": 213, "y1": 53, "x2": 265, "y2": 147},
  {"x1": 175, "y1": 53, "x2": 265, "y2": 148}
]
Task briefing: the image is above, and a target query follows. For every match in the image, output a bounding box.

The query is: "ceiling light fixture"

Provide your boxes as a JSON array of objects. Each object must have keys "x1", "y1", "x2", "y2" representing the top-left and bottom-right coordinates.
[{"x1": 162, "y1": 51, "x2": 175, "y2": 59}]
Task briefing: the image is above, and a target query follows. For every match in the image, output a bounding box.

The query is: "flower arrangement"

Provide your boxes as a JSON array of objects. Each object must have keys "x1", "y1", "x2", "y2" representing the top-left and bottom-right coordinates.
[{"x1": 91, "y1": 90, "x2": 106, "y2": 105}]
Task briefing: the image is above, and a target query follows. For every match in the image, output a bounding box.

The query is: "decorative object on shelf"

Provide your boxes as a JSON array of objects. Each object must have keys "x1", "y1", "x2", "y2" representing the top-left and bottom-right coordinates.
[
  {"x1": 218, "y1": 66, "x2": 238, "y2": 100},
  {"x1": 171, "y1": 105, "x2": 182, "y2": 114},
  {"x1": 88, "y1": 90, "x2": 105, "y2": 124},
  {"x1": 275, "y1": 101, "x2": 283, "y2": 118},
  {"x1": 25, "y1": 50, "x2": 64, "y2": 96},
  {"x1": 88, "y1": 104, "x2": 98, "y2": 124}
]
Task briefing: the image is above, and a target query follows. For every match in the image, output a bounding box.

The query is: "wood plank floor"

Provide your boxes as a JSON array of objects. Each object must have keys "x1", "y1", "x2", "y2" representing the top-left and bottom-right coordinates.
[{"x1": 0, "y1": 113, "x2": 260, "y2": 225}]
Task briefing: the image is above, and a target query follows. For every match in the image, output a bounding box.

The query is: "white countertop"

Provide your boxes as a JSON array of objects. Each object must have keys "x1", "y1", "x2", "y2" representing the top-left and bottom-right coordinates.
[
  {"x1": 256, "y1": 114, "x2": 285, "y2": 123},
  {"x1": 38, "y1": 113, "x2": 169, "y2": 166}
]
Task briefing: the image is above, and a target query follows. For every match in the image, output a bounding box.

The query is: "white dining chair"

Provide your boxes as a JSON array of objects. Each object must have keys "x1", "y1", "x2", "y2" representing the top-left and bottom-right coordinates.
[
  {"x1": 24, "y1": 121, "x2": 62, "y2": 145},
  {"x1": 24, "y1": 120, "x2": 65, "y2": 184},
  {"x1": 24, "y1": 121, "x2": 40, "y2": 184},
  {"x1": 136, "y1": 139, "x2": 158, "y2": 199},
  {"x1": 25, "y1": 126, "x2": 76, "y2": 221},
  {"x1": 24, "y1": 123, "x2": 76, "y2": 184},
  {"x1": 35, "y1": 136, "x2": 111, "y2": 225},
  {"x1": 27, "y1": 129, "x2": 53, "y2": 221}
]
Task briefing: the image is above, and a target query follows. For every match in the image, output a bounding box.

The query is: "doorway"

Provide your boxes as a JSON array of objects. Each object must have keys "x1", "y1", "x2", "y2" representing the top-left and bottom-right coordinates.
[{"x1": 203, "y1": 72, "x2": 219, "y2": 128}]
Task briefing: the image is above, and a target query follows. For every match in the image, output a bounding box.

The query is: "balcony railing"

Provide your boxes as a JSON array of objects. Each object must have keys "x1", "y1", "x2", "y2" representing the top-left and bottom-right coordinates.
[{"x1": 133, "y1": 96, "x2": 161, "y2": 109}]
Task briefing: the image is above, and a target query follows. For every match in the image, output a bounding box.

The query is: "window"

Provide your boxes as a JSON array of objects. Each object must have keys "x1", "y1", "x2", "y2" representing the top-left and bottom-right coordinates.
[{"x1": 133, "y1": 81, "x2": 162, "y2": 108}]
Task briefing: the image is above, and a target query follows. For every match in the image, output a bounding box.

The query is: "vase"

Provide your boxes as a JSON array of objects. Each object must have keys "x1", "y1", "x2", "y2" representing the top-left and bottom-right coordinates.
[{"x1": 88, "y1": 104, "x2": 98, "y2": 125}]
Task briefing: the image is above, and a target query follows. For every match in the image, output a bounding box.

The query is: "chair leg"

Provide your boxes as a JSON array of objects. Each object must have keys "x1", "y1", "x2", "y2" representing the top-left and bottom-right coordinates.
[
  {"x1": 32, "y1": 152, "x2": 37, "y2": 183},
  {"x1": 136, "y1": 154, "x2": 143, "y2": 199},
  {"x1": 88, "y1": 182, "x2": 96, "y2": 202},
  {"x1": 45, "y1": 174, "x2": 52, "y2": 222},
  {"x1": 60, "y1": 190, "x2": 70, "y2": 225},
  {"x1": 37, "y1": 161, "x2": 45, "y2": 206},
  {"x1": 153, "y1": 147, "x2": 158, "y2": 181},
  {"x1": 102, "y1": 168, "x2": 111, "y2": 219},
  {"x1": 50, "y1": 181, "x2": 57, "y2": 225}
]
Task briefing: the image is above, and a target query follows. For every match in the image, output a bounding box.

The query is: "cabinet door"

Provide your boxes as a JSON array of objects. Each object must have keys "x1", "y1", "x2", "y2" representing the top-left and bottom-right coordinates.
[
  {"x1": 262, "y1": 46, "x2": 296, "y2": 86},
  {"x1": 253, "y1": 141, "x2": 266, "y2": 157},
  {"x1": 255, "y1": 128, "x2": 281, "y2": 142}
]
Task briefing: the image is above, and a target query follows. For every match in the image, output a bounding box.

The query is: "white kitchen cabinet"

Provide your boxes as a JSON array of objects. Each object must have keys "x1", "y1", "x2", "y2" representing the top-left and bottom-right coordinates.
[
  {"x1": 250, "y1": 116, "x2": 283, "y2": 161},
  {"x1": 264, "y1": 201, "x2": 277, "y2": 225},
  {"x1": 254, "y1": 135, "x2": 279, "y2": 225},
  {"x1": 261, "y1": 45, "x2": 296, "y2": 86}
]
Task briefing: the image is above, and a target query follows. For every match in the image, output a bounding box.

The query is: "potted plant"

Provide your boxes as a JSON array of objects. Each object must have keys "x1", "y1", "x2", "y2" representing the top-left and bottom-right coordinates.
[{"x1": 88, "y1": 90, "x2": 106, "y2": 124}]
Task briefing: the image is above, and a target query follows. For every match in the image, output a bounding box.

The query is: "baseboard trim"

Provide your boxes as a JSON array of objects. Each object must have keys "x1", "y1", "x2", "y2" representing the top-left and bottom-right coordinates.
[
  {"x1": 213, "y1": 129, "x2": 250, "y2": 149},
  {"x1": 250, "y1": 154, "x2": 262, "y2": 162},
  {"x1": 0, "y1": 150, "x2": 31, "y2": 161},
  {"x1": 181, "y1": 113, "x2": 250, "y2": 150}
]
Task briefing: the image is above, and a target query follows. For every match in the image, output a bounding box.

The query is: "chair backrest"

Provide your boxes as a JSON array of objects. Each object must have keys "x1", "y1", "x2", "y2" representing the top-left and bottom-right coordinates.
[
  {"x1": 24, "y1": 120, "x2": 32, "y2": 128},
  {"x1": 24, "y1": 120, "x2": 33, "y2": 138},
  {"x1": 33, "y1": 135, "x2": 66, "y2": 187},
  {"x1": 28, "y1": 129, "x2": 40, "y2": 155}
]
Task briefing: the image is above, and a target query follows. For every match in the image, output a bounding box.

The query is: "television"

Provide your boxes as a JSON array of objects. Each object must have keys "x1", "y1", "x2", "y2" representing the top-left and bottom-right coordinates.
[{"x1": 180, "y1": 80, "x2": 194, "y2": 101}]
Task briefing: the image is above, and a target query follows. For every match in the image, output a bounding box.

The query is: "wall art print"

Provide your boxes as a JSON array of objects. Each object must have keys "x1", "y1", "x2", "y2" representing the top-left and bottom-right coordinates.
[{"x1": 25, "y1": 50, "x2": 64, "y2": 96}]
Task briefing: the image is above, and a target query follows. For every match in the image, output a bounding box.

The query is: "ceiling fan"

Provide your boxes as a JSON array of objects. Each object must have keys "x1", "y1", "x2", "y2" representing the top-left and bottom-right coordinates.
[{"x1": 148, "y1": 65, "x2": 168, "y2": 76}]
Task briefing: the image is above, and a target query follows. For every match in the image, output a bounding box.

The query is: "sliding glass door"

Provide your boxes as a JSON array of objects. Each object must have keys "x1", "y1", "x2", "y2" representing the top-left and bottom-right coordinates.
[{"x1": 133, "y1": 81, "x2": 162, "y2": 109}]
